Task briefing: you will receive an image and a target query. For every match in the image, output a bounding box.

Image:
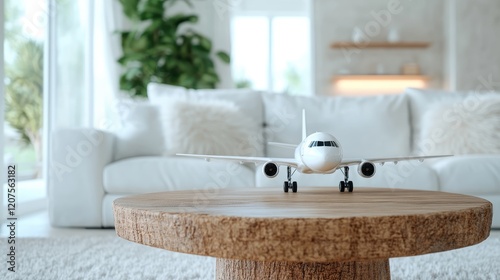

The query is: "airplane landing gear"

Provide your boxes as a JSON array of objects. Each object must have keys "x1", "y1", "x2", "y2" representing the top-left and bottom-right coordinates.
[
  {"x1": 284, "y1": 166, "x2": 298, "y2": 193},
  {"x1": 339, "y1": 166, "x2": 354, "y2": 193}
]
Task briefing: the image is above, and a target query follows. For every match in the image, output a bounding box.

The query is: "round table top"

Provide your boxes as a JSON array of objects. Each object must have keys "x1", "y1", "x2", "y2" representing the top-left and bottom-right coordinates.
[{"x1": 113, "y1": 187, "x2": 492, "y2": 262}]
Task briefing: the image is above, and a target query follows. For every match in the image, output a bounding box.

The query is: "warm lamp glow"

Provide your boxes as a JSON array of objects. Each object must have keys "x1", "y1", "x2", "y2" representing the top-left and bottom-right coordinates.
[{"x1": 333, "y1": 76, "x2": 428, "y2": 96}]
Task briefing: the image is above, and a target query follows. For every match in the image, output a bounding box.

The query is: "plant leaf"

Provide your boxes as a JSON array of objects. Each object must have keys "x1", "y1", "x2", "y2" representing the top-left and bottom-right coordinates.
[
  {"x1": 216, "y1": 51, "x2": 231, "y2": 64},
  {"x1": 119, "y1": 0, "x2": 141, "y2": 20}
]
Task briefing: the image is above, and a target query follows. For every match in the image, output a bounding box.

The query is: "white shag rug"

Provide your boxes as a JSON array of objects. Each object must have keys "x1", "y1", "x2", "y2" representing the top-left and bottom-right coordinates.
[{"x1": 1, "y1": 232, "x2": 499, "y2": 280}]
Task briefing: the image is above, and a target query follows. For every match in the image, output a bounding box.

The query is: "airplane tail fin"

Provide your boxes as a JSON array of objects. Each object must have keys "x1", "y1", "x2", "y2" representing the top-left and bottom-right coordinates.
[{"x1": 302, "y1": 109, "x2": 307, "y2": 141}]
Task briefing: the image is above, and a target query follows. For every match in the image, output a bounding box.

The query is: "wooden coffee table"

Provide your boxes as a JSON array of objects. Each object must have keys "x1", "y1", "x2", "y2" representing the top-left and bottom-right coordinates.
[{"x1": 113, "y1": 188, "x2": 492, "y2": 280}]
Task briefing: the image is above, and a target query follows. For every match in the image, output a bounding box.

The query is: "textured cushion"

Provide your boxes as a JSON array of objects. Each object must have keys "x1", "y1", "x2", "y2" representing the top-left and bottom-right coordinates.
[
  {"x1": 420, "y1": 94, "x2": 500, "y2": 155},
  {"x1": 103, "y1": 156, "x2": 255, "y2": 194},
  {"x1": 147, "y1": 83, "x2": 265, "y2": 156},
  {"x1": 157, "y1": 98, "x2": 261, "y2": 156},
  {"x1": 429, "y1": 155, "x2": 500, "y2": 195},
  {"x1": 405, "y1": 88, "x2": 469, "y2": 153},
  {"x1": 113, "y1": 103, "x2": 164, "y2": 161},
  {"x1": 262, "y1": 93, "x2": 411, "y2": 158},
  {"x1": 255, "y1": 162, "x2": 439, "y2": 191}
]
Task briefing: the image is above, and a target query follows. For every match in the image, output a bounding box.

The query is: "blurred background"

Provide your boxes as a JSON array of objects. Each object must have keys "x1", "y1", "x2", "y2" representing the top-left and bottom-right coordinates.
[{"x1": 1, "y1": 0, "x2": 499, "y2": 216}]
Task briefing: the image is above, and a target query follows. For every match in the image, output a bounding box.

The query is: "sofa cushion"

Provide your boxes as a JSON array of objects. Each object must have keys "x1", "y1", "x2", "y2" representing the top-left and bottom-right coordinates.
[
  {"x1": 113, "y1": 103, "x2": 165, "y2": 161},
  {"x1": 405, "y1": 88, "x2": 471, "y2": 153},
  {"x1": 156, "y1": 98, "x2": 260, "y2": 156},
  {"x1": 429, "y1": 155, "x2": 500, "y2": 195},
  {"x1": 147, "y1": 83, "x2": 265, "y2": 156},
  {"x1": 103, "y1": 156, "x2": 255, "y2": 194},
  {"x1": 420, "y1": 94, "x2": 500, "y2": 155},
  {"x1": 255, "y1": 162, "x2": 439, "y2": 191},
  {"x1": 262, "y1": 93, "x2": 411, "y2": 158}
]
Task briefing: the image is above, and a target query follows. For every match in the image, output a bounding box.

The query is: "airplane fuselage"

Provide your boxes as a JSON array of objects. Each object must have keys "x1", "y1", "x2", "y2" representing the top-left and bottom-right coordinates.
[{"x1": 295, "y1": 132, "x2": 343, "y2": 174}]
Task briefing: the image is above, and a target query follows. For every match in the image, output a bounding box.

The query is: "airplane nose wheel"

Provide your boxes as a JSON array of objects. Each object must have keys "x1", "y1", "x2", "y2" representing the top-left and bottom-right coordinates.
[
  {"x1": 339, "y1": 166, "x2": 354, "y2": 193},
  {"x1": 284, "y1": 166, "x2": 298, "y2": 193}
]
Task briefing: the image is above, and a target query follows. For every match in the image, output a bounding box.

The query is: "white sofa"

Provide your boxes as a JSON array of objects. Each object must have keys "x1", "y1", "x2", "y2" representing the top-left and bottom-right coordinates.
[{"x1": 48, "y1": 85, "x2": 500, "y2": 228}]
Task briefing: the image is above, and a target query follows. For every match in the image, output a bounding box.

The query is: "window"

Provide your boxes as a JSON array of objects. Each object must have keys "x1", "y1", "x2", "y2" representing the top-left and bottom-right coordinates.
[
  {"x1": 308, "y1": 140, "x2": 338, "y2": 148},
  {"x1": 3, "y1": 0, "x2": 48, "y2": 214},
  {"x1": 3, "y1": 0, "x2": 45, "y2": 181},
  {"x1": 231, "y1": 0, "x2": 311, "y2": 95}
]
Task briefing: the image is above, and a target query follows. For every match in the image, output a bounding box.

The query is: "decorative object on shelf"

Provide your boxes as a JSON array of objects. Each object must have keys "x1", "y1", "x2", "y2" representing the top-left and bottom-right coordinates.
[
  {"x1": 387, "y1": 26, "x2": 400, "y2": 42},
  {"x1": 352, "y1": 27, "x2": 366, "y2": 43},
  {"x1": 116, "y1": 0, "x2": 231, "y2": 98},
  {"x1": 401, "y1": 63, "x2": 420, "y2": 75}
]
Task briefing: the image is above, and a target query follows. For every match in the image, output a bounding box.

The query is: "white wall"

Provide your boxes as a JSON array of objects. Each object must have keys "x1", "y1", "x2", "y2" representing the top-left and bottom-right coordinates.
[
  {"x1": 313, "y1": 0, "x2": 444, "y2": 95},
  {"x1": 449, "y1": 0, "x2": 500, "y2": 91}
]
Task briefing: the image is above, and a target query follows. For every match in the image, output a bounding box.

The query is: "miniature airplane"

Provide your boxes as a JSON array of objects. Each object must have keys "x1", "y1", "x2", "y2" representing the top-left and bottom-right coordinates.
[{"x1": 177, "y1": 110, "x2": 451, "y2": 193}]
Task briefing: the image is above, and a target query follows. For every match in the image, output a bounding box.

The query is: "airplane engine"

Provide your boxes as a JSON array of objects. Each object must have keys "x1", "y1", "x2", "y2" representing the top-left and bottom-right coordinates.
[
  {"x1": 358, "y1": 161, "x2": 376, "y2": 178},
  {"x1": 262, "y1": 162, "x2": 279, "y2": 178}
]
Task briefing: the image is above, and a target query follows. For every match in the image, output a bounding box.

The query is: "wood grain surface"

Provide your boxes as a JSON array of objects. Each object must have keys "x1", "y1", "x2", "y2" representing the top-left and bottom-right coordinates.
[
  {"x1": 113, "y1": 187, "x2": 492, "y2": 263},
  {"x1": 216, "y1": 259, "x2": 390, "y2": 280}
]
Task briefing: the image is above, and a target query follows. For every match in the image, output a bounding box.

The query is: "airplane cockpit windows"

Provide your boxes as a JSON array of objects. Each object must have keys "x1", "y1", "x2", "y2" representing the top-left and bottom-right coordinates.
[{"x1": 308, "y1": 141, "x2": 339, "y2": 148}]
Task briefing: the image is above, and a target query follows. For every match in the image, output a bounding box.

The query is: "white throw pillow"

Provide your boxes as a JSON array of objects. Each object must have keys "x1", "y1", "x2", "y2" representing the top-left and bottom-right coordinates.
[
  {"x1": 420, "y1": 94, "x2": 500, "y2": 155},
  {"x1": 159, "y1": 98, "x2": 260, "y2": 156},
  {"x1": 147, "y1": 83, "x2": 265, "y2": 156},
  {"x1": 113, "y1": 103, "x2": 165, "y2": 161},
  {"x1": 405, "y1": 88, "x2": 469, "y2": 153}
]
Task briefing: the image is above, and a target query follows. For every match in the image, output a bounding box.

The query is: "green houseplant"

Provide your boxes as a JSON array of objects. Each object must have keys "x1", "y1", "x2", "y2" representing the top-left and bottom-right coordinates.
[
  {"x1": 117, "y1": 0, "x2": 230, "y2": 98},
  {"x1": 5, "y1": 40, "x2": 44, "y2": 163}
]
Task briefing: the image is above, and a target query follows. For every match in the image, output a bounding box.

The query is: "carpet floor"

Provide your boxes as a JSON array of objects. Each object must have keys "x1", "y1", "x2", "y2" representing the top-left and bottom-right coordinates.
[{"x1": 1, "y1": 231, "x2": 499, "y2": 280}]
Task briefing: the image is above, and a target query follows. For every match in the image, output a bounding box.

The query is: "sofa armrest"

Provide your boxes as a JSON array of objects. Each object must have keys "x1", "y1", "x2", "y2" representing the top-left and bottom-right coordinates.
[{"x1": 48, "y1": 128, "x2": 115, "y2": 227}]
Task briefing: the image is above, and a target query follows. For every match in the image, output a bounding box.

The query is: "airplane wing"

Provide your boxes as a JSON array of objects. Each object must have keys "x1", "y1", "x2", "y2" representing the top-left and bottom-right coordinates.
[
  {"x1": 176, "y1": 154, "x2": 299, "y2": 168},
  {"x1": 268, "y1": 142, "x2": 297, "y2": 149},
  {"x1": 339, "y1": 155, "x2": 452, "y2": 167}
]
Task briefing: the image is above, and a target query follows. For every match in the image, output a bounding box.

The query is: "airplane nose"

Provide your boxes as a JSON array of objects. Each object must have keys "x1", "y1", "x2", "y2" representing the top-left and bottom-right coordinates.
[
  {"x1": 311, "y1": 153, "x2": 337, "y2": 172},
  {"x1": 302, "y1": 148, "x2": 341, "y2": 173},
  {"x1": 322, "y1": 150, "x2": 340, "y2": 171}
]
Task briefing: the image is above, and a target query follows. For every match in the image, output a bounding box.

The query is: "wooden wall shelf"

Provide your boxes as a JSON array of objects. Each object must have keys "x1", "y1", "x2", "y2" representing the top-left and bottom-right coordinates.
[
  {"x1": 333, "y1": 75, "x2": 430, "y2": 81},
  {"x1": 331, "y1": 42, "x2": 430, "y2": 49}
]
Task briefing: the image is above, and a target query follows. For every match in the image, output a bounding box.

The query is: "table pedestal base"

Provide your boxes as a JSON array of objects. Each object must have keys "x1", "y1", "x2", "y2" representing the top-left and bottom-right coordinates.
[{"x1": 216, "y1": 258, "x2": 390, "y2": 280}]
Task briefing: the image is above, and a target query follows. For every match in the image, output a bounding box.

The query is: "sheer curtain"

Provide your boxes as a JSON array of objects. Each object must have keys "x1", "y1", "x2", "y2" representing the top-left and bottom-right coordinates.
[
  {"x1": 42, "y1": 0, "x2": 119, "y2": 217},
  {"x1": 92, "y1": 0, "x2": 130, "y2": 131}
]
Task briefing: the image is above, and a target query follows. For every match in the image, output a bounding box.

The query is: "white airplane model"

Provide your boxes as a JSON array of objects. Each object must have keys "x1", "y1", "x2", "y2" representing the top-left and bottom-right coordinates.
[{"x1": 177, "y1": 111, "x2": 451, "y2": 193}]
